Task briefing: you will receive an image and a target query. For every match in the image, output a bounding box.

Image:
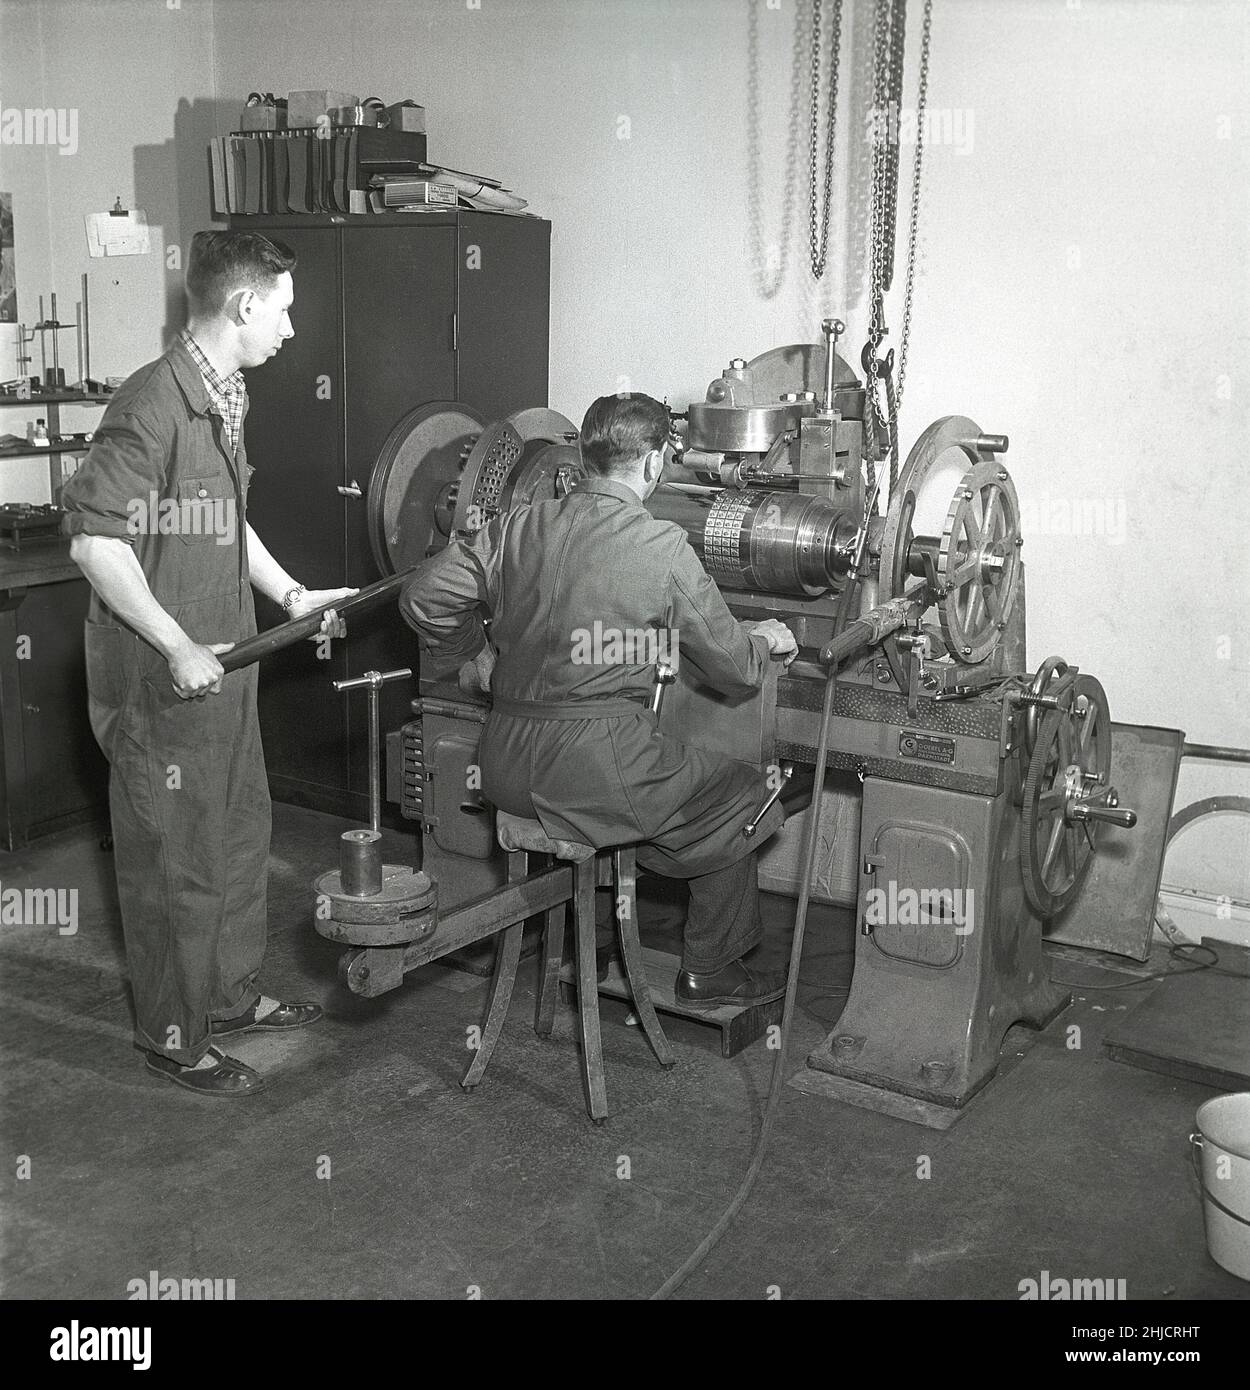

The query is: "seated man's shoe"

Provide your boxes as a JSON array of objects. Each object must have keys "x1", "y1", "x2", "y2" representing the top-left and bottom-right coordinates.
[
  {"x1": 145, "y1": 1046, "x2": 265, "y2": 1097},
  {"x1": 210, "y1": 999, "x2": 323, "y2": 1036},
  {"x1": 595, "y1": 942, "x2": 621, "y2": 983},
  {"x1": 675, "y1": 958, "x2": 787, "y2": 1009}
]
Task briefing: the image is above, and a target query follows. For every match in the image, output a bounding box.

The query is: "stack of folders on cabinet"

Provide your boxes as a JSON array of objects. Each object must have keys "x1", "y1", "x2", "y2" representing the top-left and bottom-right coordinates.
[
  {"x1": 210, "y1": 129, "x2": 532, "y2": 216},
  {"x1": 209, "y1": 127, "x2": 429, "y2": 215}
]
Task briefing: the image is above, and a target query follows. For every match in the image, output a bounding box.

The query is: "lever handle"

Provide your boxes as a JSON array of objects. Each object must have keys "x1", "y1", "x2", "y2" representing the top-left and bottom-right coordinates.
[
  {"x1": 1072, "y1": 803, "x2": 1138, "y2": 829},
  {"x1": 337, "y1": 479, "x2": 363, "y2": 498},
  {"x1": 332, "y1": 668, "x2": 414, "y2": 833},
  {"x1": 333, "y1": 667, "x2": 412, "y2": 694},
  {"x1": 744, "y1": 762, "x2": 794, "y2": 838},
  {"x1": 650, "y1": 660, "x2": 677, "y2": 716}
]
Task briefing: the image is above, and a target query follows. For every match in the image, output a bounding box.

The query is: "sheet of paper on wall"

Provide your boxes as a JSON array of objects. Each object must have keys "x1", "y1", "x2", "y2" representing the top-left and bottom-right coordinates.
[{"x1": 84, "y1": 209, "x2": 151, "y2": 257}]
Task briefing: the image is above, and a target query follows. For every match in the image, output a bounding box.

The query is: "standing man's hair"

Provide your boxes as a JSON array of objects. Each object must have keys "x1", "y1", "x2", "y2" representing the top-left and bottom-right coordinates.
[
  {"x1": 579, "y1": 393, "x2": 671, "y2": 477},
  {"x1": 185, "y1": 230, "x2": 297, "y2": 316}
]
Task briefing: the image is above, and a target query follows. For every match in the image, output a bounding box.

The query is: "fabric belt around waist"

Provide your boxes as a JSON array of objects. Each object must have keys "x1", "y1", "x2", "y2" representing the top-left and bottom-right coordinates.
[{"x1": 491, "y1": 696, "x2": 649, "y2": 721}]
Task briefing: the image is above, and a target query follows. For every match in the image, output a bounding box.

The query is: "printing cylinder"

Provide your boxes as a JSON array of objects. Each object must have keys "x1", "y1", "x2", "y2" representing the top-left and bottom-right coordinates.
[{"x1": 647, "y1": 487, "x2": 857, "y2": 596}]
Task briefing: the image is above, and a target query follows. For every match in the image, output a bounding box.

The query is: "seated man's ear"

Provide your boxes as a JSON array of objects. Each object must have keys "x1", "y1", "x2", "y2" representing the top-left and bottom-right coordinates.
[{"x1": 643, "y1": 448, "x2": 664, "y2": 482}]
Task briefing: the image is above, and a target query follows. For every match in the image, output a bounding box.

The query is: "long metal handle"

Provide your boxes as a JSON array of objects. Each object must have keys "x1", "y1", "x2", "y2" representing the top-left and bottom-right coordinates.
[{"x1": 218, "y1": 568, "x2": 417, "y2": 672}]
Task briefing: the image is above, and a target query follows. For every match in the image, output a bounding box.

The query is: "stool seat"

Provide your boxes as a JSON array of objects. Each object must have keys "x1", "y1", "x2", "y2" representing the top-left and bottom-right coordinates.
[
  {"x1": 460, "y1": 817, "x2": 675, "y2": 1123},
  {"x1": 495, "y1": 809, "x2": 595, "y2": 863}
]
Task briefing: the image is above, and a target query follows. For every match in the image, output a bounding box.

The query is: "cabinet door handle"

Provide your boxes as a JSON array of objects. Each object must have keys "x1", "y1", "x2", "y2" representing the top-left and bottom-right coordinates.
[{"x1": 337, "y1": 480, "x2": 362, "y2": 498}]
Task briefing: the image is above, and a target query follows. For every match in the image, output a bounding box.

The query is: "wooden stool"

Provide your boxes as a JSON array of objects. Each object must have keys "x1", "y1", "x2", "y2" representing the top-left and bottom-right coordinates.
[{"x1": 461, "y1": 811, "x2": 674, "y2": 1123}]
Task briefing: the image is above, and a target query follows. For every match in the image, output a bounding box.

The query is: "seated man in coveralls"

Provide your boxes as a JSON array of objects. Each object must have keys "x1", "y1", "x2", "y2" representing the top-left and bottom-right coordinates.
[{"x1": 400, "y1": 393, "x2": 797, "y2": 1006}]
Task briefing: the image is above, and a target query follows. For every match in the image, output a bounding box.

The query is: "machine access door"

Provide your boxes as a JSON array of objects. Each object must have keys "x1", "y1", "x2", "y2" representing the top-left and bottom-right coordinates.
[{"x1": 860, "y1": 781, "x2": 974, "y2": 968}]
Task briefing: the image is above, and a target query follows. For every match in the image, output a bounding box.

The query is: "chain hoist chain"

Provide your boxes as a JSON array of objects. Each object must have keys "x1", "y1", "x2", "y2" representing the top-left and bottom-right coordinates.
[
  {"x1": 895, "y1": 0, "x2": 932, "y2": 416},
  {"x1": 864, "y1": 0, "x2": 892, "y2": 463},
  {"x1": 807, "y1": 0, "x2": 842, "y2": 279},
  {"x1": 881, "y1": 0, "x2": 908, "y2": 293},
  {"x1": 885, "y1": 359, "x2": 900, "y2": 499}
]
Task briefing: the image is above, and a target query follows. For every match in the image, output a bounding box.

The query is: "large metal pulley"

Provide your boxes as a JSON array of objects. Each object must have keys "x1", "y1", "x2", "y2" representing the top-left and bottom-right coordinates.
[
  {"x1": 455, "y1": 407, "x2": 583, "y2": 536},
  {"x1": 879, "y1": 416, "x2": 1020, "y2": 665},
  {"x1": 367, "y1": 400, "x2": 486, "y2": 574},
  {"x1": 1018, "y1": 667, "x2": 1137, "y2": 919},
  {"x1": 366, "y1": 403, "x2": 582, "y2": 575}
]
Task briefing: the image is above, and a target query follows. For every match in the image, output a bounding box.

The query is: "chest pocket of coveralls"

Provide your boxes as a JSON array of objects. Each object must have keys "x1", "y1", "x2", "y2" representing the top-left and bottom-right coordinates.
[
  {"x1": 172, "y1": 473, "x2": 238, "y2": 547},
  {"x1": 165, "y1": 471, "x2": 241, "y2": 606}
]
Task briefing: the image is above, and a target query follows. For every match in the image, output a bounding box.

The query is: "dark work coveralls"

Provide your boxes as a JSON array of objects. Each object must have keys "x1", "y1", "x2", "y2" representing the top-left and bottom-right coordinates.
[
  {"x1": 60, "y1": 337, "x2": 270, "y2": 1064},
  {"x1": 400, "y1": 475, "x2": 784, "y2": 973}
]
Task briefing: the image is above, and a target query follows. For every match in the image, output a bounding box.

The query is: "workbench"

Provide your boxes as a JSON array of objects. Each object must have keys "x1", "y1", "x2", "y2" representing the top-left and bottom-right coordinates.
[{"x1": 0, "y1": 540, "x2": 108, "y2": 850}]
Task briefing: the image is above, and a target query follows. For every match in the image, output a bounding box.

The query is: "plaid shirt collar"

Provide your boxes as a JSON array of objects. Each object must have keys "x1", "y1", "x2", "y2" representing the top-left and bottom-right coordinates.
[{"x1": 179, "y1": 329, "x2": 246, "y2": 454}]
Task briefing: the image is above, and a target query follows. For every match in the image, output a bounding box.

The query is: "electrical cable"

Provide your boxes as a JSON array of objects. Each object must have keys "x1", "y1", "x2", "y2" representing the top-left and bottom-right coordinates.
[
  {"x1": 1050, "y1": 941, "x2": 1250, "y2": 992},
  {"x1": 649, "y1": 660, "x2": 841, "y2": 1300}
]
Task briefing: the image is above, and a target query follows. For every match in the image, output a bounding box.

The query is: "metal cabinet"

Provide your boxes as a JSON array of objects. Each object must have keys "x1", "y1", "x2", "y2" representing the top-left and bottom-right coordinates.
[
  {"x1": 234, "y1": 212, "x2": 551, "y2": 821},
  {"x1": 0, "y1": 572, "x2": 108, "y2": 849}
]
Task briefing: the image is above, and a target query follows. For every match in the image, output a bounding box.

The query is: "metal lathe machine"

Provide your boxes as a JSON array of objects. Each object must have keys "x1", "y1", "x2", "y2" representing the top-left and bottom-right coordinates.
[{"x1": 306, "y1": 316, "x2": 1141, "y2": 1118}]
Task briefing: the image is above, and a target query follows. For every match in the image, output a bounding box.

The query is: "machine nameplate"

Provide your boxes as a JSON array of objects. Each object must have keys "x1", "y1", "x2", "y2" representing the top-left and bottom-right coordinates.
[
  {"x1": 898, "y1": 730, "x2": 956, "y2": 765},
  {"x1": 777, "y1": 675, "x2": 1003, "y2": 741}
]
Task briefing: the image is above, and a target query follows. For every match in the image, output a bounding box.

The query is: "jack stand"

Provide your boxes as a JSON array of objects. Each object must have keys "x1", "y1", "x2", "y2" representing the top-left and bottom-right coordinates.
[{"x1": 312, "y1": 668, "x2": 437, "y2": 957}]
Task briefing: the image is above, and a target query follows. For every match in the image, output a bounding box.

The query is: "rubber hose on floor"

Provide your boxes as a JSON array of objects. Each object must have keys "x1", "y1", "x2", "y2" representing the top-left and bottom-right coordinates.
[{"x1": 650, "y1": 662, "x2": 841, "y2": 1299}]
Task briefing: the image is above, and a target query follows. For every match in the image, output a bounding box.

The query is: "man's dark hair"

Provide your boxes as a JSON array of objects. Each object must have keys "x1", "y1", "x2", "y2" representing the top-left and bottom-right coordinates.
[
  {"x1": 185, "y1": 230, "x2": 297, "y2": 316},
  {"x1": 579, "y1": 393, "x2": 671, "y2": 477}
]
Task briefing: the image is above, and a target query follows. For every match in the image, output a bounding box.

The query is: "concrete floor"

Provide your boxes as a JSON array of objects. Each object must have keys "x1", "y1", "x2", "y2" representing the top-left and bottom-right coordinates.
[{"x1": 2, "y1": 804, "x2": 1247, "y2": 1302}]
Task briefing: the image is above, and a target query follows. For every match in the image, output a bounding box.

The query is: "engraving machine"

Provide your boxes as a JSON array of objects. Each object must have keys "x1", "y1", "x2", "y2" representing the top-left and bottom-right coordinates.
[{"x1": 310, "y1": 320, "x2": 1138, "y2": 1116}]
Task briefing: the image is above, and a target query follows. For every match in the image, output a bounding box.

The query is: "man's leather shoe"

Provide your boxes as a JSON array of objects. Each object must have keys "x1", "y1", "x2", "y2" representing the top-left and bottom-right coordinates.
[
  {"x1": 210, "y1": 1000, "x2": 323, "y2": 1036},
  {"x1": 145, "y1": 1046, "x2": 265, "y2": 1097},
  {"x1": 674, "y1": 958, "x2": 787, "y2": 1009},
  {"x1": 595, "y1": 943, "x2": 620, "y2": 983}
]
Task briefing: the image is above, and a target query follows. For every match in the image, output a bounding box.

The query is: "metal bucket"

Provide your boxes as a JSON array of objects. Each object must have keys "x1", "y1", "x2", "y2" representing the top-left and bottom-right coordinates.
[{"x1": 1190, "y1": 1092, "x2": 1250, "y2": 1281}]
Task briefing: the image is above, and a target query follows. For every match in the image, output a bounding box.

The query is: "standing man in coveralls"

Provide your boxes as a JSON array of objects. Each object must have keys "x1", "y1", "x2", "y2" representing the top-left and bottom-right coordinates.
[
  {"x1": 62, "y1": 231, "x2": 355, "y2": 1097},
  {"x1": 400, "y1": 393, "x2": 798, "y2": 1006}
]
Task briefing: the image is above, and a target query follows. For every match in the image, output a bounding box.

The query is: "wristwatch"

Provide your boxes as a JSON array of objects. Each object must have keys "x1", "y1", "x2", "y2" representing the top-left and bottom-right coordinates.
[{"x1": 281, "y1": 584, "x2": 307, "y2": 614}]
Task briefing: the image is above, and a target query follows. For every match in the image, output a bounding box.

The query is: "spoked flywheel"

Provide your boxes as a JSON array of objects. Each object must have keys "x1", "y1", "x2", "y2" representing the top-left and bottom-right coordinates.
[{"x1": 1020, "y1": 672, "x2": 1135, "y2": 919}]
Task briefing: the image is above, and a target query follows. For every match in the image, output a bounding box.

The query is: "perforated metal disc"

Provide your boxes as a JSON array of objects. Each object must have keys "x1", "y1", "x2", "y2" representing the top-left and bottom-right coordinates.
[
  {"x1": 453, "y1": 408, "x2": 579, "y2": 534},
  {"x1": 367, "y1": 401, "x2": 485, "y2": 574}
]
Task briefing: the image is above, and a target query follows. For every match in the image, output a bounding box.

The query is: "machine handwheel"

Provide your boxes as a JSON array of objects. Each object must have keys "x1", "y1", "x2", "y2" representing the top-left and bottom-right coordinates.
[
  {"x1": 1020, "y1": 674, "x2": 1113, "y2": 919},
  {"x1": 937, "y1": 462, "x2": 1023, "y2": 664}
]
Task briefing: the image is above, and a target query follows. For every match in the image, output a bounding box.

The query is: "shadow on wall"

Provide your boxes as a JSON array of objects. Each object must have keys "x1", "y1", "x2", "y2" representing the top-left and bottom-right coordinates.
[
  {"x1": 742, "y1": 0, "x2": 876, "y2": 316},
  {"x1": 133, "y1": 98, "x2": 236, "y2": 345}
]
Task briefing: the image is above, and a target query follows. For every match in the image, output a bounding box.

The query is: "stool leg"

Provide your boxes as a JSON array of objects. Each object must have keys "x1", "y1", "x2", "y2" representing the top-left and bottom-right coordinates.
[
  {"x1": 534, "y1": 897, "x2": 566, "y2": 1038},
  {"x1": 613, "y1": 847, "x2": 675, "y2": 1069},
  {"x1": 573, "y1": 856, "x2": 609, "y2": 1124},
  {"x1": 461, "y1": 850, "x2": 527, "y2": 1091}
]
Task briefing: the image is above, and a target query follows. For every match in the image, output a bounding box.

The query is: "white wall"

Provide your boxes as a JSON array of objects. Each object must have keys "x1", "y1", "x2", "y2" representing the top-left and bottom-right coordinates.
[
  {"x1": 2, "y1": 0, "x2": 1246, "y2": 911},
  {"x1": 0, "y1": 0, "x2": 218, "y2": 464}
]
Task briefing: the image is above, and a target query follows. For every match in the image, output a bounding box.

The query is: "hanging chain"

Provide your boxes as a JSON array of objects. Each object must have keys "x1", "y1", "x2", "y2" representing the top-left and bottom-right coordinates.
[
  {"x1": 807, "y1": 0, "x2": 842, "y2": 279},
  {"x1": 894, "y1": 0, "x2": 932, "y2": 416},
  {"x1": 864, "y1": 0, "x2": 893, "y2": 459},
  {"x1": 881, "y1": 0, "x2": 908, "y2": 292}
]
